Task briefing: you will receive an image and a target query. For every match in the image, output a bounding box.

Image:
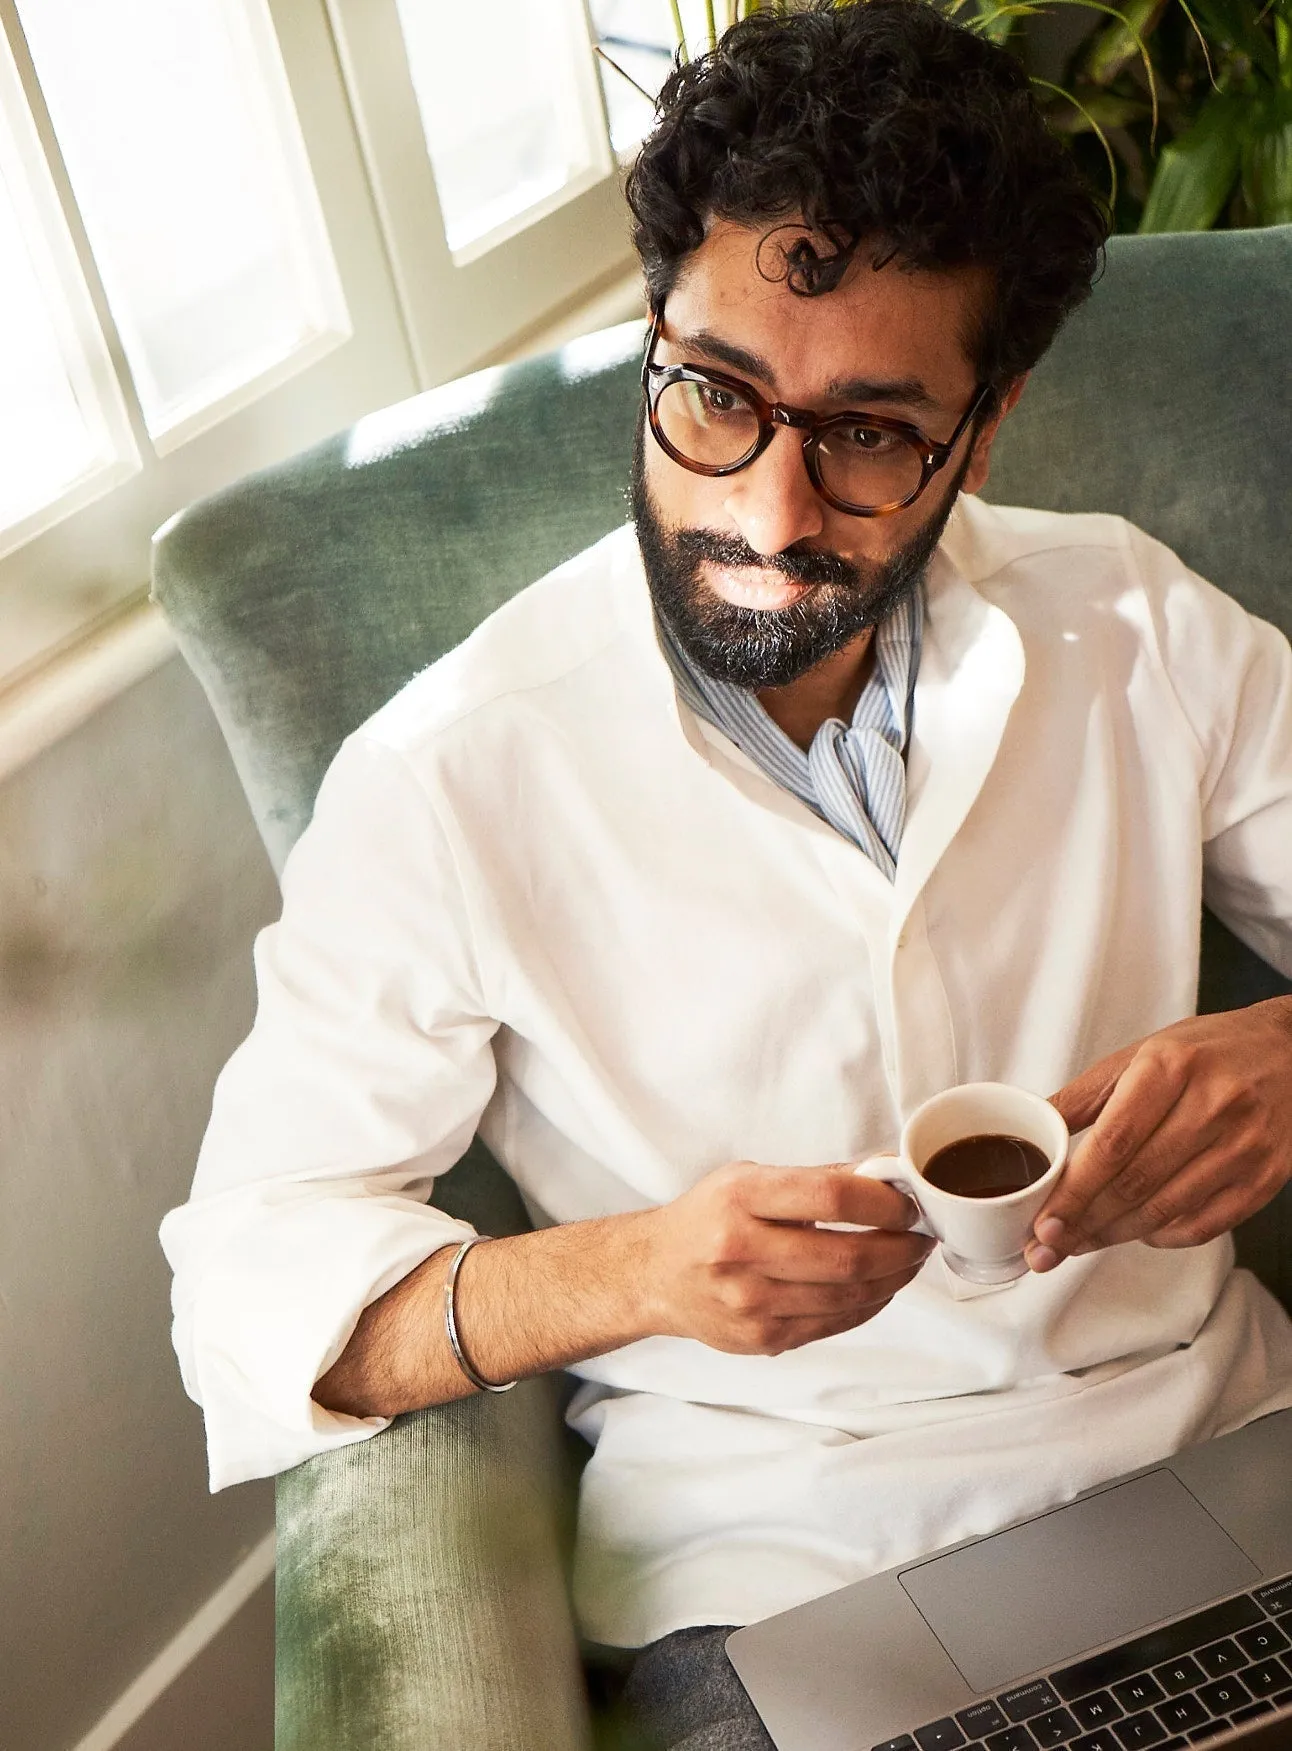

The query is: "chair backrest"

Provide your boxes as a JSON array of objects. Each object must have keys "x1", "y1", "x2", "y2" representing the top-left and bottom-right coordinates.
[{"x1": 153, "y1": 225, "x2": 1292, "y2": 1300}]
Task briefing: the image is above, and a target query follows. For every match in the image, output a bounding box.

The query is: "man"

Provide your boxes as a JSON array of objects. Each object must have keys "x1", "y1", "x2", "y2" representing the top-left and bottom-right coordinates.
[{"x1": 161, "y1": 3, "x2": 1292, "y2": 1746}]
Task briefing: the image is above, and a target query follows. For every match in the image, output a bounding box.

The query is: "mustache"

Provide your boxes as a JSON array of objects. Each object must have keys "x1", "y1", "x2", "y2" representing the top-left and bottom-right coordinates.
[{"x1": 671, "y1": 527, "x2": 863, "y2": 593}]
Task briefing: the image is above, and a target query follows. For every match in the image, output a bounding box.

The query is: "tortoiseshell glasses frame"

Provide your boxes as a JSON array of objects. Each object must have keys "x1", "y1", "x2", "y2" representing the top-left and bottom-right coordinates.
[{"x1": 641, "y1": 309, "x2": 995, "y2": 518}]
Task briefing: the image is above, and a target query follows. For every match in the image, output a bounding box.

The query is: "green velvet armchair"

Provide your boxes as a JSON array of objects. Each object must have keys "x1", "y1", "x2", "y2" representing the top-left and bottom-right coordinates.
[{"x1": 152, "y1": 225, "x2": 1292, "y2": 1751}]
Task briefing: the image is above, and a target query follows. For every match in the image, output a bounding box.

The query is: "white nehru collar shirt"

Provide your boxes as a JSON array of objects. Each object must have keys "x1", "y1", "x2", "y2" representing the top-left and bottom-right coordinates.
[{"x1": 160, "y1": 493, "x2": 1292, "y2": 1649}]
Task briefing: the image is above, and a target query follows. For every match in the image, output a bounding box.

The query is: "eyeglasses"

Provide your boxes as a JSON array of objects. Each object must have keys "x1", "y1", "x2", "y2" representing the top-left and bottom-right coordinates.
[{"x1": 641, "y1": 309, "x2": 994, "y2": 519}]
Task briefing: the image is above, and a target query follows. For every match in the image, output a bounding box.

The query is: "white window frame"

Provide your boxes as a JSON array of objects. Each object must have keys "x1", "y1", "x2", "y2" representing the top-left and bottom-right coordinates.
[
  {"x1": 0, "y1": 25, "x2": 139, "y2": 563},
  {"x1": 325, "y1": 0, "x2": 638, "y2": 389},
  {"x1": 0, "y1": 0, "x2": 643, "y2": 693},
  {"x1": 0, "y1": 0, "x2": 420, "y2": 690}
]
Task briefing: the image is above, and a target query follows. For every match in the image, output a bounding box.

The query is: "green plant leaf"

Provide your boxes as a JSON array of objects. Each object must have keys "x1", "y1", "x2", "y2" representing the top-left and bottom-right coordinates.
[
  {"x1": 1176, "y1": 0, "x2": 1218, "y2": 92},
  {"x1": 972, "y1": 0, "x2": 1034, "y2": 44},
  {"x1": 668, "y1": 0, "x2": 688, "y2": 58},
  {"x1": 1042, "y1": 89, "x2": 1151, "y2": 131},
  {"x1": 1139, "y1": 89, "x2": 1246, "y2": 228},
  {"x1": 1175, "y1": 0, "x2": 1278, "y2": 83},
  {"x1": 1241, "y1": 90, "x2": 1292, "y2": 220},
  {"x1": 1037, "y1": 0, "x2": 1160, "y2": 139},
  {"x1": 1083, "y1": 0, "x2": 1165, "y2": 85},
  {"x1": 1276, "y1": 9, "x2": 1292, "y2": 86},
  {"x1": 1031, "y1": 74, "x2": 1121, "y2": 202}
]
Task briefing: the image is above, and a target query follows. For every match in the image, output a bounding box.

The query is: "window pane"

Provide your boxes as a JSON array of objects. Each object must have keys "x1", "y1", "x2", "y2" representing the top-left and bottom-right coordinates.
[
  {"x1": 0, "y1": 153, "x2": 99, "y2": 533},
  {"x1": 0, "y1": 39, "x2": 133, "y2": 549},
  {"x1": 394, "y1": 0, "x2": 608, "y2": 253},
  {"x1": 16, "y1": 0, "x2": 348, "y2": 439},
  {"x1": 590, "y1": 0, "x2": 675, "y2": 151}
]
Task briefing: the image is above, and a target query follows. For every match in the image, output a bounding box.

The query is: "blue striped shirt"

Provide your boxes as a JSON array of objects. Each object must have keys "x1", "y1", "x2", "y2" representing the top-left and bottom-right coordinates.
[{"x1": 657, "y1": 589, "x2": 924, "y2": 880}]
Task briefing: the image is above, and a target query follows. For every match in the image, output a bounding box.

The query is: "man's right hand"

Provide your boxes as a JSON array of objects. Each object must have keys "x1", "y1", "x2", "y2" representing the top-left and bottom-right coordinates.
[
  {"x1": 644, "y1": 1161, "x2": 935, "y2": 1355},
  {"x1": 315, "y1": 1158, "x2": 932, "y2": 1418}
]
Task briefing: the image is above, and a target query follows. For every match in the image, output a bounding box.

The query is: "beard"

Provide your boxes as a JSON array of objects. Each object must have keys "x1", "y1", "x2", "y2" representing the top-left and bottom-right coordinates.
[{"x1": 630, "y1": 421, "x2": 969, "y2": 689}]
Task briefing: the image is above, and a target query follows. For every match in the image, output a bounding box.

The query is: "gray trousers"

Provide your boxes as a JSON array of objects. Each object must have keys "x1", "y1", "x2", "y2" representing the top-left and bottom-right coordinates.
[{"x1": 613, "y1": 1626, "x2": 776, "y2": 1751}]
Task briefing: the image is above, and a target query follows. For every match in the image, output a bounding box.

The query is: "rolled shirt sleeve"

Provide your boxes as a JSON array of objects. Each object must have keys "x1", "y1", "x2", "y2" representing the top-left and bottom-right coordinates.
[{"x1": 160, "y1": 732, "x2": 498, "y2": 1489}]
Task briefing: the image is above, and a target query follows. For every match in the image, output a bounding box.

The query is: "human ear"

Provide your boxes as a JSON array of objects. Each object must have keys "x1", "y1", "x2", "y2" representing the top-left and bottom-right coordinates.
[{"x1": 960, "y1": 374, "x2": 1028, "y2": 496}]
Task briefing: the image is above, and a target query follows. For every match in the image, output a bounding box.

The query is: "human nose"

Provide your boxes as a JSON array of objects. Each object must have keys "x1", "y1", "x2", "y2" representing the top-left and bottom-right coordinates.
[{"x1": 721, "y1": 426, "x2": 826, "y2": 556}]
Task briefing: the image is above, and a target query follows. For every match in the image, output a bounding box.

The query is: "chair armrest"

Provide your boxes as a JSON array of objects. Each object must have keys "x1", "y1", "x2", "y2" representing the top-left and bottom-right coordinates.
[{"x1": 275, "y1": 1377, "x2": 592, "y2": 1751}]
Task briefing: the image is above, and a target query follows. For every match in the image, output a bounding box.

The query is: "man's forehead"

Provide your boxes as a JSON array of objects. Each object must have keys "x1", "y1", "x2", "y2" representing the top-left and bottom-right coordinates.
[{"x1": 667, "y1": 219, "x2": 985, "y2": 403}]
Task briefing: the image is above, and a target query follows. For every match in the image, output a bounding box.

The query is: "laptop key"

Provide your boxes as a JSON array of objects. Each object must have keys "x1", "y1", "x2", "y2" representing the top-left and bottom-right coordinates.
[
  {"x1": 1196, "y1": 1640, "x2": 1244, "y2": 1678},
  {"x1": 1154, "y1": 1696, "x2": 1209, "y2": 1734},
  {"x1": 1070, "y1": 1733, "x2": 1121, "y2": 1751},
  {"x1": 1002, "y1": 1683, "x2": 1063, "y2": 1723},
  {"x1": 1254, "y1": 1577, "x2": 1292, "y2": 1617},
  {"x1": 871, "y1": 1736, "x2": 916, "y2": 1751},
  {"x1": 1241, "y1": 1657, "x2": 1291, "y2": 1697},
  {"x1": 1153, "y1": 1660, "x2": 1206, "y2": 1696},
  {"x1": 1238, "y1": 1624, "x2": 1290, "y2": 1661},
  {"x1": 1113, "y1": 1677, "x2": 1166, "y2": 1713},
  {"x1": 959, "y1": 1704, "x2": 1010, "y2": 1738},
  {"x1": 1231, "y1": 1702, "x2": 1274, "y2": 1724},
  {"x1": 915, "y1": 1720, "x2": 968, "y2": 1751},
  {"x1": 1072, "y1": 1694, "x2": 1123, "y2": 1730},
  {"x1": 1111, "y1": 1709, "x2": 1168, "y2": 1748},
  {"x1": 1197, "y1": 1676, "x2": 1251, "y2": 1716},
  {"x1": 1185, "y1": 1727, "x2": 1228, "y2": 1744},
  {"x1": 1052, "y1": 1598, "x2": 1264, "y2": 1702},
  {"x1": 1030, "y1": 1708, "x2": 1080, "y2": 1747},
  {"x1": 985, "y1": 1726, "x2": 1037, "y2": 1751}
]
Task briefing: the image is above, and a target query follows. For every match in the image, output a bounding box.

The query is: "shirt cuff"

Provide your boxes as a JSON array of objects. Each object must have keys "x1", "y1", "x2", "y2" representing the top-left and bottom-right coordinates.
[{"x1": 161, "y1": 1182, "x2": 475, "y2": 1489}]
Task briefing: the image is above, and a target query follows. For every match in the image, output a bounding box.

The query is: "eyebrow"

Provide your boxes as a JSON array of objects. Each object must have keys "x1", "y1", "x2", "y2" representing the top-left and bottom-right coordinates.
[{"x1": 674, "y1": 326, "x2": 943, "y2": 414}]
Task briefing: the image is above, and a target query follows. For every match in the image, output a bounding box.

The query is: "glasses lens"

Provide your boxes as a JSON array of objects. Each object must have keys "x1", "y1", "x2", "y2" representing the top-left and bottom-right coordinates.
[
  {"x1": 655, "y1": 376, "x2": 762, "y2": 470},
  {"x1": 814, "y1": 421, "x2": 926, "y2": 511}
]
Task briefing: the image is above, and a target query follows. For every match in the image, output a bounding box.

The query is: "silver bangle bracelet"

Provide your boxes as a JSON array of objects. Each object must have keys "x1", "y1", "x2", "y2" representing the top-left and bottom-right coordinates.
[{"x1": 443, "y1": 1235, "x2": 517, "y2": 1395}]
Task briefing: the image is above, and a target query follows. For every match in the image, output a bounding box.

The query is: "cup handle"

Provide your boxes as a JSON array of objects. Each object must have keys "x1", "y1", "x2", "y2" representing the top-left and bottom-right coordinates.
[{"x1": 851, "y1": 1154, "x2": 934, "y2": 1238}]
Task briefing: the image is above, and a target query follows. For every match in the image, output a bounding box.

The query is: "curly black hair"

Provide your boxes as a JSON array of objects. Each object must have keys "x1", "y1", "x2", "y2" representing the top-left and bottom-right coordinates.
[{"x1": 626, "y1": 0, "x2": 1110, "y2": 390}]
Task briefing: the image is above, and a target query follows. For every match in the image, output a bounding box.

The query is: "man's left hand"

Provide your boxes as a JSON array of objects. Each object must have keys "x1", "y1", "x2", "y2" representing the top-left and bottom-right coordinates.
[{"x1": 1025, "y1": 997, "x2": 1292, "y2": 1272}]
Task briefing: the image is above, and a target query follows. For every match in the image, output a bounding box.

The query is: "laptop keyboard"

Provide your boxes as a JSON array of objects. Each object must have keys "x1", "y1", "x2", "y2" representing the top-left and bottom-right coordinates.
[{"x1": 874, "y1": 1573, "x2": 1292, "y2": 1751}]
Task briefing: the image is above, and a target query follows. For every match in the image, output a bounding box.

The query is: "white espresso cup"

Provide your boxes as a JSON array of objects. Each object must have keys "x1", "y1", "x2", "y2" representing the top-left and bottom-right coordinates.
[{"x1": 856, "y1": 1082, "x2": 1069, "y2": 1284}]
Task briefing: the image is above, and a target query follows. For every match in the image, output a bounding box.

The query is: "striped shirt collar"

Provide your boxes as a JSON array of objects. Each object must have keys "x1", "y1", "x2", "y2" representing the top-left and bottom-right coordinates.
[{"x1": 656, "y1": 587, "x2": 924, "y2": 880}]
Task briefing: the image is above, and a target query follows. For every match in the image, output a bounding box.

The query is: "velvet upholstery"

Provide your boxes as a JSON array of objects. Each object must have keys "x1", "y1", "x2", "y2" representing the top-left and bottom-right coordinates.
[{"x1": 152, "y1": 226, "x2": 1292, "y2": 1750}]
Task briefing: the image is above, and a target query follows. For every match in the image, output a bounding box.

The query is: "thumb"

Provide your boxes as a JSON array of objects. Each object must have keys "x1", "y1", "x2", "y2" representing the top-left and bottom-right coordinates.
[{"x1": 1049, "y1": 1038, "x2": 1141, "y2": 1132}]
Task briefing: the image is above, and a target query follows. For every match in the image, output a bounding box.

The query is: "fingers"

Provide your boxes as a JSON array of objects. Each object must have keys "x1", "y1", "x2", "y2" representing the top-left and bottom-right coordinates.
[
  {"x1": 1143, "y1": 1182, "x2": 1255, "y2": 1250},
  {"x1": 750, "y1": 1260, "x2": 929, "y2": 1320},
  {"x1": 1028, "y1": 1008, "x2": 1292, "y2": 1271},
  {"x1": 739, "y1": 1164, "x2": 920, "y2": 1233},
  {"x1": 724, "y1": 1261, "x2": 931, "y2": 1355},
  {"x1": 1048, "y1": 1038, "x2": 1141, "y2": 1133},
  {"x1": 1031, "y1": 1043, "x2": 1188, "y2": 1255},
  {"x1": 750, "y1": 1218, "x2": 935, "y2": 1284}
]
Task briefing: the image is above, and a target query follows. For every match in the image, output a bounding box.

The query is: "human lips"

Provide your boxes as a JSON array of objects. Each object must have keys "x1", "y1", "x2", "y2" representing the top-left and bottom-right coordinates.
[{"x1": 701, "y1": 560, "x2": 814, "y2": 611}]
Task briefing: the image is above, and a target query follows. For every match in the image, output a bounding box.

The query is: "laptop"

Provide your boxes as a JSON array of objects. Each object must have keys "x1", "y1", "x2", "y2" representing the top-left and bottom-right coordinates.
[{"x1": 727, "y1": 1406, "x2": 1292, "y2": 1751}]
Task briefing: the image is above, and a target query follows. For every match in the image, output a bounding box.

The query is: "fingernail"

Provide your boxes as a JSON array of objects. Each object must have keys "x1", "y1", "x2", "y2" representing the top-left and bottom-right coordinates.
[
  {"x1": 1034, "y1": 1216, "x2": 1066, "y2": 1247},
  {"x1": 1028, "y1": 1244, "x2": 1060, "y2": 1272}
]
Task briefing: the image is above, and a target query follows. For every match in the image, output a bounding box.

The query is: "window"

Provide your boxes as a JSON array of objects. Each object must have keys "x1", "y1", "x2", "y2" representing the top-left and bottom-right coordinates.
[
  {"x1": 327, "y1": 0, "x2": 638, "y2": 386},
  {"x1": 0, "y1": 0, "x2": 416, "y2": 686},
  {"x1": 0, "y1": 0, "x2": 643, "y2": 687},
  {"x1": 396, "y1": 0, "x2": 611, "y2": 256},
  {"x1": 590, "y1": 0, "x2": 675, "y2": 152},
  {"x1": 0, "y1": 33, "x2": 136, "y2": 560},
  {"x1": 16, "y1": 0, "x2": 350, "y2": 450}
]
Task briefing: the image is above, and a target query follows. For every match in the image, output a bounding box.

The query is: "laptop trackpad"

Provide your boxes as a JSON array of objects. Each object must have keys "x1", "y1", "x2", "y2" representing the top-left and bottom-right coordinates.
[{"x1": 899, "y1": 1469, "x2": 1260, "y2": 1693}]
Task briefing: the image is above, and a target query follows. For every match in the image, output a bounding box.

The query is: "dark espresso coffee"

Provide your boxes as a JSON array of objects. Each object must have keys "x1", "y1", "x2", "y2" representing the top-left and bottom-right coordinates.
[{"x1": 922, "y1": 1133, "x2": 1051, "y2": 1200}]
